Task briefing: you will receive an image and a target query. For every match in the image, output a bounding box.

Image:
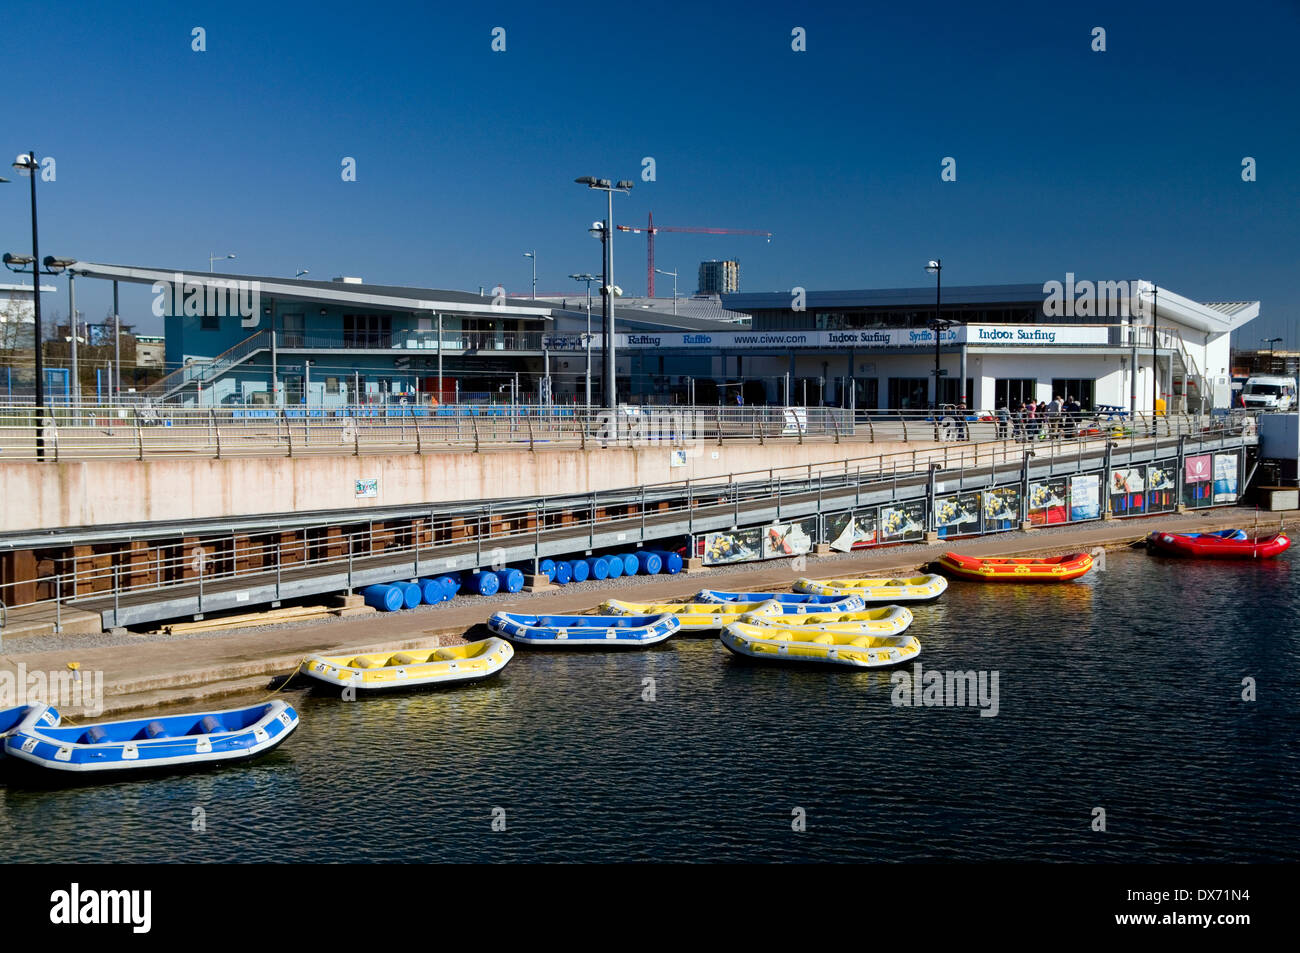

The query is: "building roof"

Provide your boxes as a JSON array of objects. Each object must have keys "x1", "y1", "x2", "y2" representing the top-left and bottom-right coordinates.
[
  {"x1": 726, "y1": 281, "x2": 1259, "y2": 335},
  {"x1": 66, "y1": 263, "x2": 555, "y2": 318}
]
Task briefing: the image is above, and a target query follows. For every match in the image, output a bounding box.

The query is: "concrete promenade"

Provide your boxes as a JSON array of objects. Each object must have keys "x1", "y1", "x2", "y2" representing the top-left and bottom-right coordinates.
[{"x1": 0, "y1": 505, "x2": 1288, "y2": 717}]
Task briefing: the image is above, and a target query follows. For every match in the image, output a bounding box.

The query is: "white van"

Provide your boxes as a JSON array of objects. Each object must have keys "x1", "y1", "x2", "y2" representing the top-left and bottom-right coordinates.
[{"x1": 1242, "y1": 375, "x2": 1298, "y2": 411}]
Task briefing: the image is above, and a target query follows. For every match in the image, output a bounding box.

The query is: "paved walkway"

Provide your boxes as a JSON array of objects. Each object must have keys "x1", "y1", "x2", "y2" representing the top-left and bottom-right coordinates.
[{"x1": 1, "y1": 506, "x2": 1289, "y2": 716}]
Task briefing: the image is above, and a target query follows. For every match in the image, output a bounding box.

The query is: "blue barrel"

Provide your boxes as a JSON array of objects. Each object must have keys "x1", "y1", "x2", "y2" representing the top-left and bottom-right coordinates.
[
  {"x1": 606, "y1": 554, "x2": 624, "y2": 579},
  {"x1": 570, "y1": 559, "x2": 590, "y2": 583},
  {"x1": 585, "y1": 556, "x2": 610, "y2": 581},
  {"x1": 636, "y1": 551, "x2": 663, "y2": 575},
  {"x1": 465, "y1": 570, "x2": 501, "y2": 596},
  {"x1": 417, "y1": 578, "x2": 445, "y2": 604},
  {"x1": 618, "y1": 553, "x2": 639, "y2": 576},
  {"x1": 495, "y1": 568, "x2": 525, "y2": 593},
  {"x1": 650, "y1": 550, "x2": 683, "y2": 574},
  {"x1": 436, "y1": 574, "x2": 461, "y2": 598},
  {"x1": 398, "y1": 581, "x2": 422, "y2": 609},
  {"x1": 361, "y1": 584, "x2": 404, "y2": 612},
  {"x1": 552, "y1": 560, "x2": 573, "y2": 584},
  {"x1": 538, "y1": 558, "x2": 556, "y2": 578}
]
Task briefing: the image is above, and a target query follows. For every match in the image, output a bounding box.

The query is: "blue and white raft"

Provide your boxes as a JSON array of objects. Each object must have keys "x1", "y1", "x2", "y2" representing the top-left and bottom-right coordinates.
[
  {"x1": 488, "y1": 611, "x2": 680, "y2": 647},
  {"x1": 693, "y1": 590, "x2": 867, "y2": 613},
  {"x1": 0, "y1": 704, "x2": 60, "y2": 739},
  {"x1": 2, "y1": 700, "x2": 298, "y2": 776}
]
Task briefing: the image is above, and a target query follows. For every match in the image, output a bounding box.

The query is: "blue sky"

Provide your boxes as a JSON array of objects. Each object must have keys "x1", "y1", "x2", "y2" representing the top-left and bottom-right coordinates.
[{"x1": 2, "y1": 0, "x2": 1296, "y2": 346}]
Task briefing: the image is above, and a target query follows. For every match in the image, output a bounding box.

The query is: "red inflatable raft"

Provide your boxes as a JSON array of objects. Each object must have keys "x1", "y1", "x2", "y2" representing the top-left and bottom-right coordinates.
[
  {"x1": 936, "y1": 551, "x2": 1094, "y2": 582},
  {"x1": 1146, "y1": 531, "x2": 1291, "y2": 560}
]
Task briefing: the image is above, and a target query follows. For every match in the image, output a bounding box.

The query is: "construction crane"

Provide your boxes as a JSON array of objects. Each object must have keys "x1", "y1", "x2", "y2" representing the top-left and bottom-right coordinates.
[{"x1": 616, "y1": 211, "x2": 773, "y2": 297}]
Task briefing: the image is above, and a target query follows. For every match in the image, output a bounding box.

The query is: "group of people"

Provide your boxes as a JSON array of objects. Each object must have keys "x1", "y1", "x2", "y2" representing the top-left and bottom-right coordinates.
[{"x1": 995, "y1": 395, "x2": 1085, "y2": 441}]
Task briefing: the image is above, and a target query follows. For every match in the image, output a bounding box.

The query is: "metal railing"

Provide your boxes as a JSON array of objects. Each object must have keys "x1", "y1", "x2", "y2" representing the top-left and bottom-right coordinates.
[
  {"x1": 0, "y1": 403, "x2": 1225, "y2": 462},
  {"x1": 0, "y1": 415, "x2": 1255, "y2": 629}
]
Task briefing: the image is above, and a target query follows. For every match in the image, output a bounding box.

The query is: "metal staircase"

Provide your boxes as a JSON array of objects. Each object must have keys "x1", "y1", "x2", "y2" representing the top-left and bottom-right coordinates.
[{"x1": 143, "y1": 329, "x2": 272, "y2": 401}]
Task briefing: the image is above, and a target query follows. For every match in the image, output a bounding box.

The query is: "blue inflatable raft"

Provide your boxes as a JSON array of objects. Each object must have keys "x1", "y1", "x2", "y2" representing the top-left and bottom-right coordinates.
[
  {"x1": 694, "y1": 590, "x2": 868, "y2": 613},
  {"x1": 487, "y1": 611, "x2": 680, "y2": 647},
  {"x1": 3, "y1": 700, "x2": 299, "y2": 777}
]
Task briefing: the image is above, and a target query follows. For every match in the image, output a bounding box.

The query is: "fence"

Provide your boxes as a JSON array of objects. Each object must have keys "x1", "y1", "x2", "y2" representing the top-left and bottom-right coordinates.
[
  {"x1": 0, "y1": 415, "x2": 1254, "y2": 630},
  {"x1": 0, "y1": 403, "x2": 1230, "y2": 462}
]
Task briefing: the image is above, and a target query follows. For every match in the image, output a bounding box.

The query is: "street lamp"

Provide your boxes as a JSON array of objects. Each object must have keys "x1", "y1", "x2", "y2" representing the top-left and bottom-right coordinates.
[
  {"x1": 924, "y1": 259, "x2": 947, "y2": 407},
  {"x1": 570, "y1": 272, "x2": 598, "y2": 406},
  {"x1": 655, "y1": 267, "x2": 679, "y2": 315},
  {"x1": 1140, "y1": 282, "x2": 1159, "y2": 417},
  {"x1": 8, "y1": 151, "x2": 49, "y2": 455},
  {"x1": 295, "y1": 268, "x2": 309, "y2": 279},
  {"x1": 575, "y1": 175, "x2": 634, "y2": 418},
  {"x1": 209, "y1": 252, "x2": 236, "y2": 272},
  {"x1": 1262, "y1": 336, "x2": 1283, "y2": 375},
  {"x1": 523, "y1": 251, "x2": 536, "y2": 300}
]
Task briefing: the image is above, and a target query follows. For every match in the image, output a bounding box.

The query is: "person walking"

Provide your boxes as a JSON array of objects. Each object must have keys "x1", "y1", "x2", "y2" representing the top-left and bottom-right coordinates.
[
  {"x1": 1025, "y1": 398, "x2": 1038, "y2": 441},
  {"x1": 996, "y1": 401, "x2": 1010, "y2": 439},
  {"x1": 1046, "y1": 395, "x2": 1063, "y2": 438}
]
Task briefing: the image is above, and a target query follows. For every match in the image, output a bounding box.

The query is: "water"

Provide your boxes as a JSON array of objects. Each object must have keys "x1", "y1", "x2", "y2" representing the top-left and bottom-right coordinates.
[{"x1": 2, "y1": 549, "x2": 1296, "y2": 862}]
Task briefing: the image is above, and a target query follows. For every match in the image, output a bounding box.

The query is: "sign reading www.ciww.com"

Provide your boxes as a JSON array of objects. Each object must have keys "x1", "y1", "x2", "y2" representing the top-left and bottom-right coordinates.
[{"x1": 151, "y1": 273, "x2": 262, "y2": 327}]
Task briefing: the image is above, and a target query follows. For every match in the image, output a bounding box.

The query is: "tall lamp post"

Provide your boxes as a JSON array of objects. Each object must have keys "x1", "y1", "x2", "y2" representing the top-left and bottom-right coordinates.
[
  {"x1": 1140, "y1": 282, "x2": 1159, "y2": 417},
  {"x1": 655, "y1": 267, "x2": 679, "y2": 315},
  {"x1": 1262, "y1": 336, "x2": 1283, "y2": 375},
  {"x1": 523, "y1": 251, "x2": 537, "y2": 300},
  {"x1": 924, "y1": 259, "x2": 948, "y2": 407},
  {"x1": 6, "y1": 151, "x2": 50, "y2": 456},
  {"x1": 209, "y1": 253, "x2": 236, "y2": 272},
  {"x1": 570, "y1": 272, "x2": 597, "y2": 406},
  {"x1": 575, "y1": 176, "x2": 634, "y2": 419}
]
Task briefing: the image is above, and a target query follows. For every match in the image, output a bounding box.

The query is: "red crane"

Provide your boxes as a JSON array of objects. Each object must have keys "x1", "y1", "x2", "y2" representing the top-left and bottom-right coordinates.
[{"x1": 616, "y1": 211, "x2": 773, "y2": 297}]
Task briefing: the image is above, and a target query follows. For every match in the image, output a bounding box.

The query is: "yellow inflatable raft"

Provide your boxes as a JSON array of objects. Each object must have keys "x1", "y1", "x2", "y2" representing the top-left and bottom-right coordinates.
[
  {"x1": 300, "y1": 637, "x2": 513, "y2": 691},
  {"x1": 721, "y1": 621, "x2": 921, "y2": 669},
  {"x1": 793, "y1": 573, "x2": 948, "y2": 602},
  {"x1": 600, "y1": 599, "x2": 782, "y2": 631},
  {"x1": 737, "y1": 604, "x2": 913, "y2": 635}
]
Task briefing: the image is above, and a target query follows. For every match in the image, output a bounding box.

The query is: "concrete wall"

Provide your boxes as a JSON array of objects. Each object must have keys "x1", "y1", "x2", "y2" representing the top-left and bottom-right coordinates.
[{"x1": 0, "y1": 439, "x2": 935, "y2": 533}]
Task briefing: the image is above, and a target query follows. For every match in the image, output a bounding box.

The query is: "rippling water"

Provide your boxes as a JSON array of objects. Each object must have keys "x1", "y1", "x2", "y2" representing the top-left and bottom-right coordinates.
[{"x1": 2, "y1": 548, "x2": 1296, "y2": 862}]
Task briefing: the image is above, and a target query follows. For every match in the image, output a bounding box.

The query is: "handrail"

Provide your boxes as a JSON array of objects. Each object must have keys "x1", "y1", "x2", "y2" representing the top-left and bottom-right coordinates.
[{"x1": 142, "y1": 329, "x2": 272, "y2": 398}]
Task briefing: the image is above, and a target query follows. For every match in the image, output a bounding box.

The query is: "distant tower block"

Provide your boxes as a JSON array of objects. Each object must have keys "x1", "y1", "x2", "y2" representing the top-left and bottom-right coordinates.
[{"x1": 698, "y1": 259, "x2": 740, "y2": 295}]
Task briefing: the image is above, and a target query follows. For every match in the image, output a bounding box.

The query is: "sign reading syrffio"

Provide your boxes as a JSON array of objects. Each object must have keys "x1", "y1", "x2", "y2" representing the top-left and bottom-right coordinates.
[{"x1": 541, "y1": 325, "x2": 1110, "y2": 351}]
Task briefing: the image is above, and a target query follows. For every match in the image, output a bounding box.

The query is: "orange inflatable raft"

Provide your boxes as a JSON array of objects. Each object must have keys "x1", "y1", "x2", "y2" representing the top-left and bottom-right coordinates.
[{"x1": 936, "y1": 551, "x2": 1094, "y2": 583}]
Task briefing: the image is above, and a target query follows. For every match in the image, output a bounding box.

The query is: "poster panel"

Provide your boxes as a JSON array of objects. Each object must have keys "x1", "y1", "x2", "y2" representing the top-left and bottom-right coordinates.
[
  {"x1": 934, "y1": 492, "x2": 981, "y2": 538},
  {"x1": 827, "y1": 510, "x2": 879, "y2": 552},
  {"x1": 982, "y1": 487, "x2": 1020, "y2": 531},
  {"x1": 763, "y1": 519, "x2": 816, "y2": 559},
  {"x1": 1145, "y1": 462, "x2": 1177, "y2": 513},
  {"x1": 1109, "y1": 466, "x2": 1146, "y2": 516},
  {"x1": 703, "y1": 527, "x2": 763, "y2": 565},
  {"x1": 880, "y1": 501, "x2": 926, "y2": 542},
  {"x1": 1028, "y1": 478, "x2": 1069, "y2": 525},
  {"x1": 1213, "y1": 453, "x2": 1239, "y2": 503},
  {"x1": 1070, "y1": 473, "x2": 1101, "y2": 521},
  {"x1": 1184, "y1": 453, "x2": 1213, "y2": 507}
]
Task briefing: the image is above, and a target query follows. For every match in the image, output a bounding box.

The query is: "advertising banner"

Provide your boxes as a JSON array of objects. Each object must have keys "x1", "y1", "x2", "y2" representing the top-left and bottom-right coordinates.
[
  {"x1": 934, "y1": 493, "x2": 981, "y2": 538},
  {"x1": 1145, "y1": 462, "x2": 1177, "y2": 512},
  {"x1": 1070, "y1": 473, "x2": 1102, "y2": 521},
  {"x1": 1109, "y1": 466, "x2": 1146, "y2": 516},
  {"x1": 1213, "y1": 453, "x2": 1239, "y2": 503},
  {"x1": 1028, "y1": 478, "x2": 1069, "y2": 525},
  {"x1": 702, "y1": 527, "x2": 763, "y2": 565},
  {"x1": 982, "y1": 487, "x2": 1020, "y2": 531},
  {"x1": 880, "y1": 501, "x2": 926, "y2": 542},
  {"x1": 763, "y1": 520, "x2": 816, "y2": 559},
  {"x1": 826, "y1": 510, "x2": 879, "y2": 552},
  {"x1": 1184, "y1": 453, "x2": 1213, "y2": 506}
]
